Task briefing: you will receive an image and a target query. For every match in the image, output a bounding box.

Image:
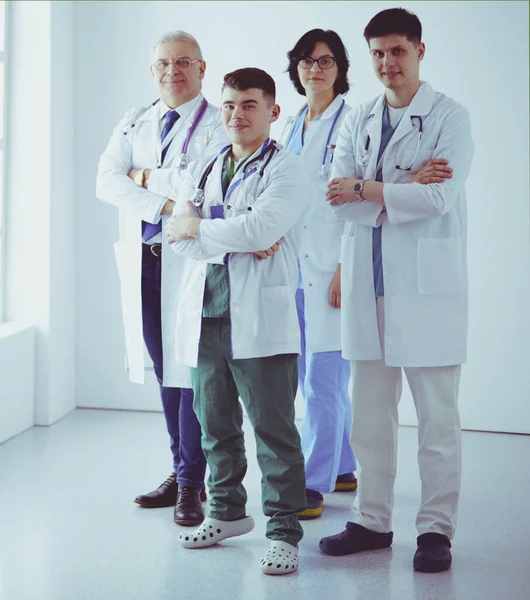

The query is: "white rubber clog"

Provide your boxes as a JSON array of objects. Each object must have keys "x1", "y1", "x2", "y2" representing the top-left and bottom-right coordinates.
[
  {"x1": 260, "y1": 540, "x2": 299, "y2": 575},
  {"x1": 178, "y1": 516, "x2": 255, "y2": 549}
]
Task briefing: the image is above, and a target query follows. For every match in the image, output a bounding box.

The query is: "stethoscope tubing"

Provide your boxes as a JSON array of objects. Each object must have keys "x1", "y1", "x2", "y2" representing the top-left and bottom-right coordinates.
[
  {"x1": 284, "y1": 98, "x2": 345, "y2": 177},
  {"x1": 193, "y1": 140, "x2": 278, "y2": 207}
]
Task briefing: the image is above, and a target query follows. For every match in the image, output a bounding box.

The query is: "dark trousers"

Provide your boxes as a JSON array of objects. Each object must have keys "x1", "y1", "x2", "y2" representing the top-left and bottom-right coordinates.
[{"x1": 141, "y1": 246, "x2": 206, "y2": 489}]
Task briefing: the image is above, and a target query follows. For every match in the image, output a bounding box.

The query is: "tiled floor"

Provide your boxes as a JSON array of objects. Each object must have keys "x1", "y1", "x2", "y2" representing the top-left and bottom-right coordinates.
[{"x1": 0, "y1": 409, "x2": 529, "y2": 600}]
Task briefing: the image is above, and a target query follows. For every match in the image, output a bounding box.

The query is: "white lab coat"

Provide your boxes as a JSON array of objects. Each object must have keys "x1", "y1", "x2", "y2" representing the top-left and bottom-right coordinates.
[
  {"x1": 332, "y1": 81, "x2": 474, "y2": 367},
  {"x1": 96, "y1": 93, "x2": 229, "y2": 386},
  {"x1": 170, "y1": 145, "x2": 310, "y2": 367},
  {"x1": 281, "y1": 95, "x2": 351, "y2": 353}
]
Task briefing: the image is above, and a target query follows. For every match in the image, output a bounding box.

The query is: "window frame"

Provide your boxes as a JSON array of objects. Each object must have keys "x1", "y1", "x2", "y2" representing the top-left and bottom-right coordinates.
[{"x1": 0, "y1": 0, "x2": 8, "y2": 322}]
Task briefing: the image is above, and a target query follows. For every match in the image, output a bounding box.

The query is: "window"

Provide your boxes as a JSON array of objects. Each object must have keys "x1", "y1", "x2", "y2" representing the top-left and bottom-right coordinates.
[{"x1": 0, "y1": 0, "x2": 6, "y2": 320}]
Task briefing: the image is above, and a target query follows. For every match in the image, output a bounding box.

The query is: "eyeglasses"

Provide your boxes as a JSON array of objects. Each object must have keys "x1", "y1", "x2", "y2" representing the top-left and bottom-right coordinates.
[
  {"x1": 298, "y1": 56, "x2": 336, "y2": 70},
  {"x1": 151, "y1": 58, "x2": 201, "y2": 72}
]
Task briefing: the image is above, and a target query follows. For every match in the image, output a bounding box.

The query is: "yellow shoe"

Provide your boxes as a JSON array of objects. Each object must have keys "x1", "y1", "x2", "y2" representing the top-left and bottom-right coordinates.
[
  {"x1": 298, "y1": 489, "x2": 324, "y2": 520},
  {"x1": 334, "y1": 473, "x2": 358, "y2": 492}
]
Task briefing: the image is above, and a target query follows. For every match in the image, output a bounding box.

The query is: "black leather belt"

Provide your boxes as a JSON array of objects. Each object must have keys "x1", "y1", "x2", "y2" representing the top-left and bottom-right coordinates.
[{"x1": 143, "y1": 243, "x2": 162, "y2": 258}]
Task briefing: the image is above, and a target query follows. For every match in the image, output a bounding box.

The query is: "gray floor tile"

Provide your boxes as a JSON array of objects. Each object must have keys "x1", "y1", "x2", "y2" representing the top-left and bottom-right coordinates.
[{"x1": 0, "y1": 409, "x2": 529, "y2": 600}]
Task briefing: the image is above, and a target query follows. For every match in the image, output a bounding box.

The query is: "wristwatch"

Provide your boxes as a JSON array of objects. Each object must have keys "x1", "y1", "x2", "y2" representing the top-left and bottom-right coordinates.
[
  {"x1": 353, "y1": 179, "x2": 367, "y2": 201},
  {"x1": 134, "y1": 168, "x2": 147, "y2": 188}
]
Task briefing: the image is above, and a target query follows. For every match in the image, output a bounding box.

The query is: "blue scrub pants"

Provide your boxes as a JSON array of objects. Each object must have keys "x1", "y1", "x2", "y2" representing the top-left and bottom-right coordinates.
[
  {"x1": 141, "y1": 245, "x2": 206, "y2": 489},
  {"x1": 296, "y1": 287, "x2": 356, "y2": 493}
]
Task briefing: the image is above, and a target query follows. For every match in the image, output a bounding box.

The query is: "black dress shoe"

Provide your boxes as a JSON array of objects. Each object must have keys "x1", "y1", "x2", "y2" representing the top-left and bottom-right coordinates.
[
  {"x1": 413, "y1": 533, "x2": 452, "y2": 573},
  {"x1": 173, "y1": 486, "x2": 205, "y2": 526},
  {"x1": 320, "y1": 522, "x2": 393, "y2": 556},
  {"x1": 134, "y1": 474, "x2": 178, "y2": 508}
]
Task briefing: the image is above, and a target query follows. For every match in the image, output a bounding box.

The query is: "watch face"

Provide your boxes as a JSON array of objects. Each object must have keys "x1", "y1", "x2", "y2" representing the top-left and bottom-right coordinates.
[{"x1": 354, "y1": 182, "x2": 362, "y2": 192}]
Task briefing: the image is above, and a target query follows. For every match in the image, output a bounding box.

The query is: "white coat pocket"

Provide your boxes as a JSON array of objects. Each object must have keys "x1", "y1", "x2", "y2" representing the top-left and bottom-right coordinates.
[
  {"x1": 417, "y1": 237, "x2": 466, "y2": 295},
  {"x1": 260, "y1": 286, "x2": 298, "y2": 343}
]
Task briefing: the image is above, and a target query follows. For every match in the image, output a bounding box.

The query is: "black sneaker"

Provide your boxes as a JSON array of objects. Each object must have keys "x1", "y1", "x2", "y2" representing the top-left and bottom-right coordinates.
[
  {"x1": 413, "y1": 533, "x2": 452, "y2": 573},
  {"x1": 134, "y1": 474, "x2": 207, "y2": 508},
  {"x1": 319, "y1": 522, "x2": 393, "y2": 556}
]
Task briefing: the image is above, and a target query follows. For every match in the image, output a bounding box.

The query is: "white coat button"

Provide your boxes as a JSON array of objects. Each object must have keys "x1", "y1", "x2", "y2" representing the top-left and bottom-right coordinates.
[
  {"x1": 308, "y1": 283, "x2": 313, "y2": 286},
  {"x1": 231, "y1": 265, "x2": 236, "y2": 270},
  {"x1": 304, "y1": 254, "x2": 309, "y2": 258},
  {"x1": 233, "y1": 302, "x2": 237, "y2": 307}
]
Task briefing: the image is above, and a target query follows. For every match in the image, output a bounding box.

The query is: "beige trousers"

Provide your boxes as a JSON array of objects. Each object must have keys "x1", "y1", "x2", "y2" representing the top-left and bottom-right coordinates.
[{"x1": 351, "y1": 298, "x2": 462, "y2": 539}]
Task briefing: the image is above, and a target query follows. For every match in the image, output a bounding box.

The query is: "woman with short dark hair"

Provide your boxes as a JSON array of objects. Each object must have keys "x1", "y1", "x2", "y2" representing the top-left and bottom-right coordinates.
[{"x1": 282, "y1": 29, "x2": 357, "y2": 521}]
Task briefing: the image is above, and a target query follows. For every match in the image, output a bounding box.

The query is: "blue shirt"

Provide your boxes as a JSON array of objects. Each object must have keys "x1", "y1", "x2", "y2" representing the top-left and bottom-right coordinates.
[{"x1": 372, "y1": 104, "x2": 396, "y2": 296}]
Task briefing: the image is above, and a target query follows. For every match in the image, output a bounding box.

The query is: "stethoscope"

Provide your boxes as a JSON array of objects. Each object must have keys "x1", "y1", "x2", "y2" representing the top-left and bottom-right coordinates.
[
  {"x1": 358, "y1": 114, "x2": 424, "y2": 171},
  {"x1": 284, "y1": 99, "x2": 346, "y2": 179},
  {"x1": 191, "y1": 138, "x2": 279, "y2": 208},
  {"x1": 121, "y1": 97, "x2": 209, "y2": 169},
  {"x1": 174, "y1": 97, "x2": 209, "y2": 169}
]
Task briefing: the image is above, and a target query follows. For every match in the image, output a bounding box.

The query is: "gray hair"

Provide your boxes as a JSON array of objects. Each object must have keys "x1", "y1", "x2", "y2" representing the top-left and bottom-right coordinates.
[{"x1": 151, "y1": 31, "x2": 203, "y2": 60}]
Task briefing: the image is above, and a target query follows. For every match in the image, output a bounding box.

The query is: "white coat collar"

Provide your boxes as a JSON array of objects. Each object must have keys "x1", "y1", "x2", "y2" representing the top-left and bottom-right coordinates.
[
  {"x1": 219, "y1": 136, "x2": 274, "y2": 167},
  {"x1": 136, "y1": 92, "x2": 205, "y2": 123},
  {"x1": 291, "y1": 93, "x2": 346, "y2": 123},
  {"x1": 158, "y1": 93, "x2": 204, "y2": 122},
  {"x1": 367, "y1": 81, "x2": 434, "y2": 119},
  {"x1": 318, "y1": 94, "x2": 346, "y2": 120},
  {"x1": 280, "y1": 94, "x2": 345, "y2": 147}
]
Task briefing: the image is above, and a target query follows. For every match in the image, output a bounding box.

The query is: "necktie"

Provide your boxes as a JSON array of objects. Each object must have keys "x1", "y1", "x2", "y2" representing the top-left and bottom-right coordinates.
[
  {"x1": 160, "y1": 109, "x2": 180, "y2": 164},
  {"x1": 142, "y1": 110, "x2": 180, "y2": 242}
]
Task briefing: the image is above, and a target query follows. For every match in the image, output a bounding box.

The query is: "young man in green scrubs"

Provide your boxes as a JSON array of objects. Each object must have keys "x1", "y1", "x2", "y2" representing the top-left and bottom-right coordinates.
[{"x1": 165, "y1": 68, "x2": 309, "y2": 576}]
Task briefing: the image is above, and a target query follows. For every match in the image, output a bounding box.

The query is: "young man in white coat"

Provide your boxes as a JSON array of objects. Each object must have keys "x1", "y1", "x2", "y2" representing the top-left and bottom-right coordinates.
[
  {"x1": 165, "y1": 68, "x2": 308, "y2": 575},
  {"x1": 96, "y1": 31, "x2": 228, "y2": 525},
  {"x1": 319, "y1": 8, "x2": 474, "y2": 573}
]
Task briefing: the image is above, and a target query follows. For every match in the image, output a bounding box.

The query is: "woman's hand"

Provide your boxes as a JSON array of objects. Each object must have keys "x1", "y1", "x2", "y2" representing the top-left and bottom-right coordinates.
[{"x1": 329, "y1": 265, "x2": 342, "y2": 308}]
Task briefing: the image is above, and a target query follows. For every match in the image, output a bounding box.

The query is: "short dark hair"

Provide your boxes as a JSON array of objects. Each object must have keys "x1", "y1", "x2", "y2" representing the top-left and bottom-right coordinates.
[
  {"x1": 222, "y1": 68, "x2": 276, "y2": 104},
  {"x1": 287, "y1": 29, "x2": 350, "y2": 97},
  {"x1": 364, "y1": 8, "x2": 422, "y2": 45}
]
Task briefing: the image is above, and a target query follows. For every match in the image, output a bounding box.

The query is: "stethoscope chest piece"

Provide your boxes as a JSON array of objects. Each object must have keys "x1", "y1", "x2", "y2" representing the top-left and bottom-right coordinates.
[
  {"x1": 358, "y1": 153, "x2": 371, "y2": 167},
  {"x1": 179, "y1": 154, "x2": 189, "y2": 170},
  {"x1": 318, "y1": 165, "x2": 329, "y2": 179},
  {"x1": 192, "y1": 188, "x2": 205, "y2": 207}
]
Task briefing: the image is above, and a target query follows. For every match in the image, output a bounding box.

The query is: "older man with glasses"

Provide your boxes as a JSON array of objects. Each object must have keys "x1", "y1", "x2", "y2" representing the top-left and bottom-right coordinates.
[{"x1": 96, "y1": 31, "x2": 228, "y2": 527}]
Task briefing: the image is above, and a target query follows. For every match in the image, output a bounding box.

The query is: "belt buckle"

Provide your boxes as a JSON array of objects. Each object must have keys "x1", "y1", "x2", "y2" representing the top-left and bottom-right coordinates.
[{"x1": 150, "y1": 244, "x2": 162, "y2": 258}]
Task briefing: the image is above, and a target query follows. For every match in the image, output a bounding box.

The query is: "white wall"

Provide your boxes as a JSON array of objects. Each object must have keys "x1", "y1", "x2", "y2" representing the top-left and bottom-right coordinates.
[
  {"x1": 74, "y1": 1, "x2": 530, "y2": 432},
  {"x1": 2, "y1": 1, "x2": 76, "y2": 427},
  {"x1": 0, "y1": 323, "x2": 35, "y2": 443}
]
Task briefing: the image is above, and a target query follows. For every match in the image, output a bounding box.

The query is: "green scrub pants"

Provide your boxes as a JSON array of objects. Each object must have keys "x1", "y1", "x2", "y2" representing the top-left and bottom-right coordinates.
[{"x1": 190, "y1": 317, "x2": 306, "y2": 547}]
